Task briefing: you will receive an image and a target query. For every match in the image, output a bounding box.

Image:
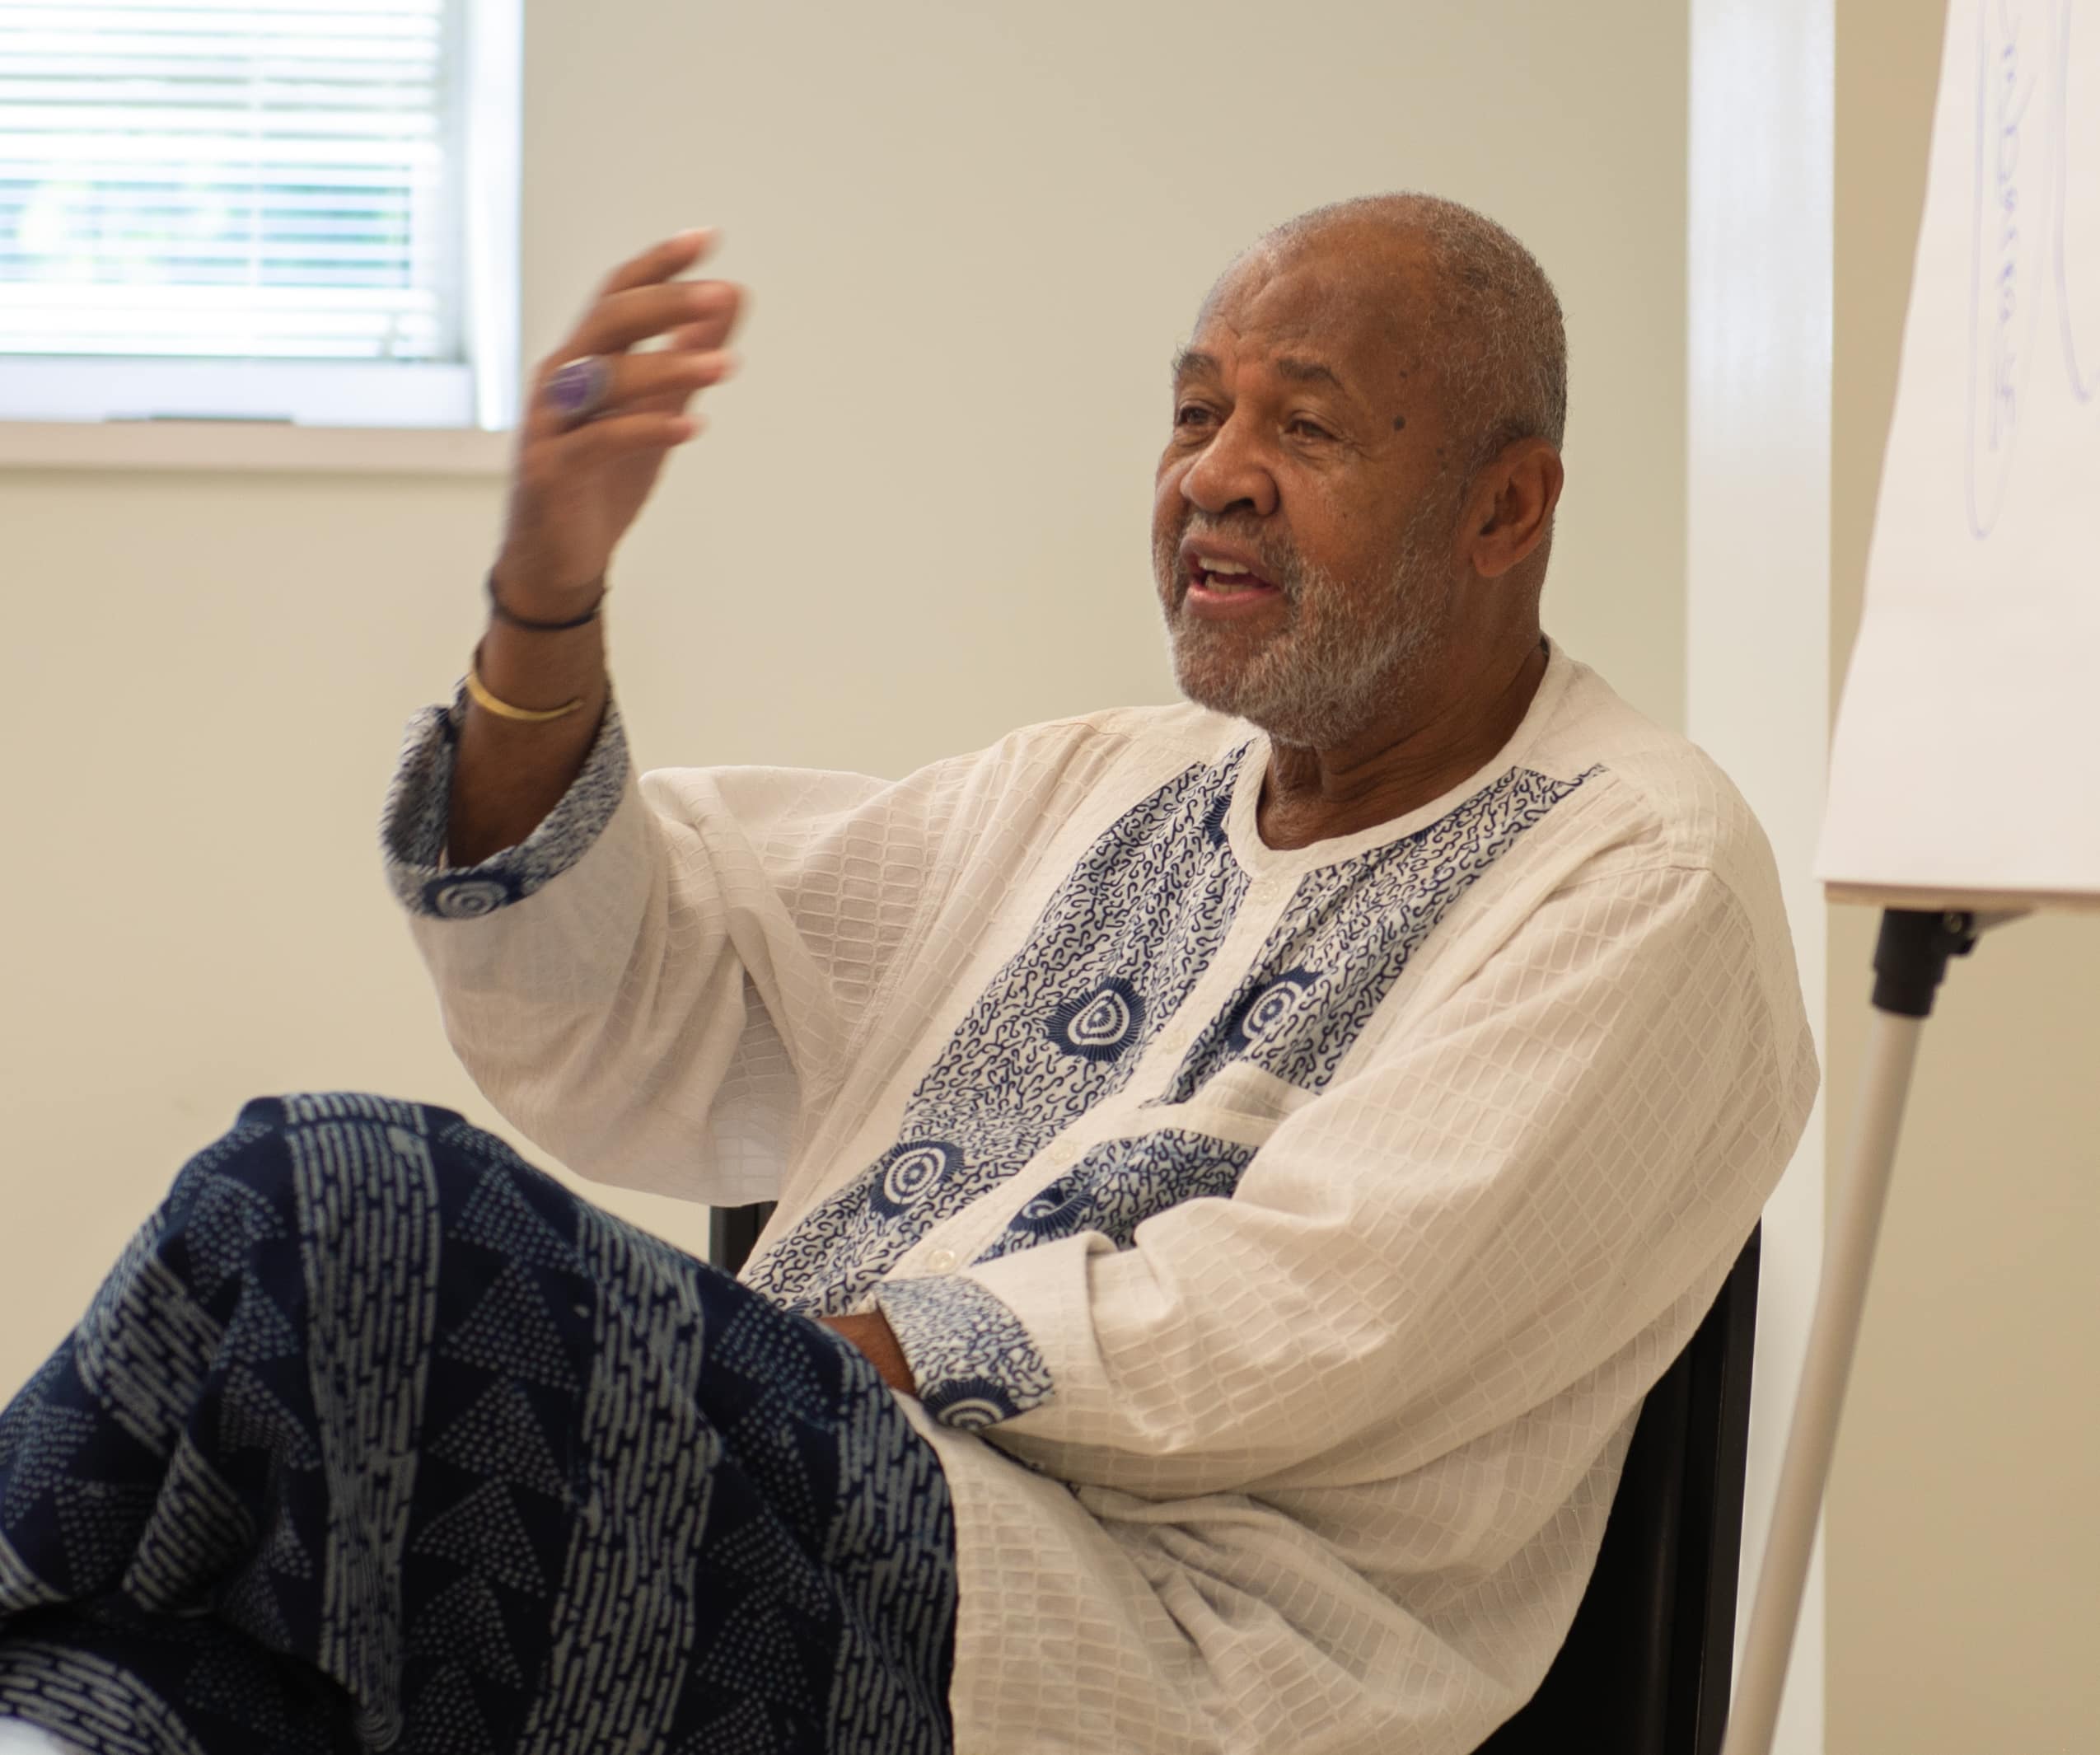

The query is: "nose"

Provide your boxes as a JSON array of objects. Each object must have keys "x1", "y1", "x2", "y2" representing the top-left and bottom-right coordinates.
[{"x1": 1178, "y1": 413, "x2": 1279, "y2": 520}]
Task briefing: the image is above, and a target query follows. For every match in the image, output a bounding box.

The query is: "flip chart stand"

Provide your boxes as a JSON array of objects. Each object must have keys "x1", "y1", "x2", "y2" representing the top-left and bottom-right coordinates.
[{"x1": 1720, "y1": 906, "x2": 2023, "y2": 1755}]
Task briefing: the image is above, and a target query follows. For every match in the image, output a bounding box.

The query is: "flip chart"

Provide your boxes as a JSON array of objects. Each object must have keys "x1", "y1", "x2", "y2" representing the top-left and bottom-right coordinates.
[{"x1": 1821, "y1": 0, "x2": 2100, "y2": 908}]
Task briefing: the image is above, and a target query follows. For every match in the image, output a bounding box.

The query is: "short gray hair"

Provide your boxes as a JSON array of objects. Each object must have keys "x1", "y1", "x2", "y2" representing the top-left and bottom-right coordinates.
[{"x1": 1268, "y1": 193, "x2": 1567, "y2": 481}]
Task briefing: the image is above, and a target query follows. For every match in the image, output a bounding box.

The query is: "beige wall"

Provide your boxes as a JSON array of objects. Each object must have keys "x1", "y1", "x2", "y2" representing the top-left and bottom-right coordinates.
[
  {"x1": 0, "y1": 0, "x2": 1691, "y2": 1389},
  {"x1": 1826, "y1": 4, "x2": 2100, "y2": 1749}
]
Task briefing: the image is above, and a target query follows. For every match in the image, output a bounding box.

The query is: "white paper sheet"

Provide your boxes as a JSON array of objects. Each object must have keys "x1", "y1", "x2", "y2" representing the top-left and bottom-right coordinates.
[{"x1": 1820, "y1": 0, "x2": 2100, "y2": 905}]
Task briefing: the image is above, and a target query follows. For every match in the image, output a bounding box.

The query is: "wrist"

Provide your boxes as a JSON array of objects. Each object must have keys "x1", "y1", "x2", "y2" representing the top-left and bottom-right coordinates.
[
  {"x1": 488, "y1": 568, "x2": 606, "y2": 631},
  {"x1": 818, "y1": 1312, "x2": 919, "y2": 1397}
]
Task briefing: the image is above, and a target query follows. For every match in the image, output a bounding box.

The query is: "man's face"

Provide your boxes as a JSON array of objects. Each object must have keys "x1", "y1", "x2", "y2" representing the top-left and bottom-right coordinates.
[{"x1": 1153, "y1": 237, "x2": 1463, "y2": 748}]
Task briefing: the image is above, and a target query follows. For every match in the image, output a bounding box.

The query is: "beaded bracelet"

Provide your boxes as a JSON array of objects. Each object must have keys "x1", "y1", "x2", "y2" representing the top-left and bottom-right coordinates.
[{"x1": 487, "y1": 570, "x2": 606, "y2": 631}]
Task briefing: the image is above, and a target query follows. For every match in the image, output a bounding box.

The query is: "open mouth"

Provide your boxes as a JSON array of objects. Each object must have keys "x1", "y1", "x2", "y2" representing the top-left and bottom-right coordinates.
[{"x1": 1184, "y1": 553, "x2": 1283, "y2": 612}]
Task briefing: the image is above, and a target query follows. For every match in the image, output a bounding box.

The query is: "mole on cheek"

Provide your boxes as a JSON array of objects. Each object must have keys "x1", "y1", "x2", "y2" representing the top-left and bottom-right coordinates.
[{"x1": 1391, "y1": 414, "x2": 1406, "y2": 430}]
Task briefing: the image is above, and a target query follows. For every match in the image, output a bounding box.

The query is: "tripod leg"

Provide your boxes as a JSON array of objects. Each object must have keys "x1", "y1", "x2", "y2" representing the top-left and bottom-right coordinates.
[
  {"x1": 1721, "y1": 909, "x2": 1978, "y2": 1755},
  {"x1": 1722, "y1": 1004, "x2": 1922, "y2": 1755}
]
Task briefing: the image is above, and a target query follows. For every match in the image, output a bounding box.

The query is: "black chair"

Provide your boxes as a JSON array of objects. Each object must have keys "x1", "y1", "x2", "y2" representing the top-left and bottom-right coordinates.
[
  {"x1": 709, "y1": 1205, "x2": 1761, "y2": 1755},
  {"x1": 1477, "y1": 1226, "x2": 1761, "y2": 1755},
  {"x1": 708, "y1": 1200, "x2": 775, "y2": 1280}
]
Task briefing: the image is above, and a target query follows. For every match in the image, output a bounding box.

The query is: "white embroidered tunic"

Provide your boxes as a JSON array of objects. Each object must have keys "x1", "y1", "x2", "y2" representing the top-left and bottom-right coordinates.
[{"x1": 381, "y1": 641, "x2": 1818, "y2": 1755}]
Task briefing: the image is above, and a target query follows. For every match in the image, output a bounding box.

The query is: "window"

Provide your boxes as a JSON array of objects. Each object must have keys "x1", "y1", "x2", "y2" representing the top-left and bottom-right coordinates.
[{"x1": 0, "y1": 0, "x2": 518, "y2": 433}]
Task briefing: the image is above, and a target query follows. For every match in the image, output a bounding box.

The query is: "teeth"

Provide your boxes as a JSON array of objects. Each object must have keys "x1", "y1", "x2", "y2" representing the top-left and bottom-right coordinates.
[{"x1": 1204, "y1": 559, "x2": 1251, "y2": 575}]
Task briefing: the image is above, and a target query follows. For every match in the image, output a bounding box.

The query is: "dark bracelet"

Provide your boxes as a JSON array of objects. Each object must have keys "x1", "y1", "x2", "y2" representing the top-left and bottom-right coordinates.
[{"x1": 487, "y1": 571, "x2": 606, "y2": 631}]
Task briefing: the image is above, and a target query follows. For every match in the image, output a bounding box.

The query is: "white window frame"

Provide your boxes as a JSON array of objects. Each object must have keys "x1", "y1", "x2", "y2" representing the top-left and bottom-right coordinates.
[{"x1": 0, "y1": 0, "x2": 519, "y2": 475}]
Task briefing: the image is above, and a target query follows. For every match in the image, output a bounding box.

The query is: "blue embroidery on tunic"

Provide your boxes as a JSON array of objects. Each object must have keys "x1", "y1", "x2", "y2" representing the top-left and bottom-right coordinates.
[
  {"x1": 868, "y1": 1142, "x2": 961, "y2": 1219},
  {"x1": 1223, "y1": 969, "x2": 1321, "y2": 1054},
  {"x1": 746, "y1": 746, "x2": 1255, "y2": 1317},
  {"x1": 1045, "y1": 977, "x2": 1147, "y2": 1062},
  {"x1": 1162, "y1": 764, "x2": 1600, "y2": 1102},
  {"x1": 755, "y1": 747, "x2": 1601, "y2": 1460},
  {"x1": 973, "y1": 1130, "x2": 1257, "y2": 1261},
  {"x1": 872, "y1": 1276, "x2": 1056, "y2": 1431},
  {"x1": 381, "y1": 686, "x2": 631, "y2": 921}
]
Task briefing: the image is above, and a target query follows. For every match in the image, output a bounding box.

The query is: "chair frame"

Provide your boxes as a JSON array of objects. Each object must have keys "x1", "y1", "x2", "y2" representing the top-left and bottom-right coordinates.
[{"x1": 1477, "y1": 1226, "x2": 1761, "y2": 1755}]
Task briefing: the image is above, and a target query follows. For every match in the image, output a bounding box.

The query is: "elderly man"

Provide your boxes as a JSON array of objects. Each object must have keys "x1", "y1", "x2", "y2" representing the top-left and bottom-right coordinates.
[{"x1": 0, "y1": 194, "x2": 1815, "y2": 1755}]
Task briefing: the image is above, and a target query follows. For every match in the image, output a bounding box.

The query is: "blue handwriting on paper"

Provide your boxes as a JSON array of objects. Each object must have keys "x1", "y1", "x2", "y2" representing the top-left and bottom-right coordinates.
[
  {"x1": 1967, "y1": 0, "x2": 2041, "y2": 538},
  {"x1": 2053, "y1": 0, "x2": 2099, "y2": 400},
  {"x1": 1966, "y1": 0, "x2": 2100, "y2": 537}
]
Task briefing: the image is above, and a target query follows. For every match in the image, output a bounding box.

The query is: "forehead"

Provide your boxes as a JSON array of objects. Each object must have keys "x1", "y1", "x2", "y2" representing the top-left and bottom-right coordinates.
[{"x1": 1186, "y1": 234, "x2": 1426, "y2": 387}]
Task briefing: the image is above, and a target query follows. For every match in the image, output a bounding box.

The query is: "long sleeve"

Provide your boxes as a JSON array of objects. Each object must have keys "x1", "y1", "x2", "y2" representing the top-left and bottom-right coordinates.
[
  {"x1": 380, "y1": 686, "x2": 988, "y2": 1206},
  {"x1": 876, "y1": 859, "x2": 1818, "y2": 1498}
]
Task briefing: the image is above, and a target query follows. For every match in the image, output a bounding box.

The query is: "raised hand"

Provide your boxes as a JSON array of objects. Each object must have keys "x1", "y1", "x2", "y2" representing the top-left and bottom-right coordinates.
[{"x1": 493, "y1": 230, "x2": 743, "y2": 615}]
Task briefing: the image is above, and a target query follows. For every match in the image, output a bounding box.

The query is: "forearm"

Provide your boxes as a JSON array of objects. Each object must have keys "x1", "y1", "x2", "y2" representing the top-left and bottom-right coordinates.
[{"x1": 446, "y1": 601, "x2": 610, "y2": 867}]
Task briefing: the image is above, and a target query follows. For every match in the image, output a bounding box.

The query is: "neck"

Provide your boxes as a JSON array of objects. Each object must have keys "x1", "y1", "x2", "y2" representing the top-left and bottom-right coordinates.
[{"x1": 1256, "y1": 636, "x2": 1550, "y2": 850}]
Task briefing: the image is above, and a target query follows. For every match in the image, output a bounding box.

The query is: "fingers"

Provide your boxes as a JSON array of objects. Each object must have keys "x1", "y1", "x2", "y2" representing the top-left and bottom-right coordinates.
[
  {"x1": 524, "y1": 348, "x2": 736, "y2": 442},
  {"x1": 552, "y1": 278, "x2": 732, "y2": 361},
  {"x1": 521, "y1": 409, "x2": 704, "y2": 485},
  {"x1": 664, "y1": 316, "x2": 736, "y2": 353},
  {"x1": 596, "y1": 227, "x2": 715, "y2": 299},
  {"x1": 498, "y1": 234, "x2": 733, "y2": 592},
  {"x1": 526, "y1": 232, "x2": 745, "y2": 436}
]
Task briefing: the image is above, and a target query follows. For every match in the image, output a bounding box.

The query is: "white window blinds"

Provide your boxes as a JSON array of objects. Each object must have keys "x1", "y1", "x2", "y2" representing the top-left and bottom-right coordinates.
[
  {"x1": 0, "y1": 1, "x2": 456, "y2": 361},
  {"x1": 0, "y1": 0, "x2": 516, "y2": 431}
]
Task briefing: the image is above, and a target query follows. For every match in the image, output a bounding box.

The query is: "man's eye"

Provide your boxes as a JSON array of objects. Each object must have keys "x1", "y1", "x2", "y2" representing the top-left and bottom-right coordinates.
[
  {"x1": 1289, "y1": 418, "x2": 1333, "y2": 440},
  {"x1": 1174, "y1": 404, "x2": 1215, "y2": 429}
]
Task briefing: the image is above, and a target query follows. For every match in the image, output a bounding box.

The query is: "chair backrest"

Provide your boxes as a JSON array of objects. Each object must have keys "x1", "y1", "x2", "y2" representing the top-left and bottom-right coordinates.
[
  {"x1": 1474, "y1": 1226, "x2": 1761, "y2": 1755},
  {"x1": 710, "y1": 1205, "x2": 1761, "y2": 1755},
  {"x1": 709, "y1": 1200, "x2": 774, "y2": 1278}
]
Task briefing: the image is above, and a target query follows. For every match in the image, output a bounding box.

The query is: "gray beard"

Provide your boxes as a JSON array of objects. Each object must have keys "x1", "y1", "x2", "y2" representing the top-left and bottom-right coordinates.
[{"x1": 1155, "y1": 507, "x2": 1452, "y2": 749}]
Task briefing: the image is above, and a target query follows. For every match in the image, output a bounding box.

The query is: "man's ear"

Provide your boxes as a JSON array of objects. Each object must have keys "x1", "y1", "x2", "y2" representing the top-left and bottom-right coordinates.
[{"x1": 1465, "y1": 439, "x2": 1564, "y2": 580}]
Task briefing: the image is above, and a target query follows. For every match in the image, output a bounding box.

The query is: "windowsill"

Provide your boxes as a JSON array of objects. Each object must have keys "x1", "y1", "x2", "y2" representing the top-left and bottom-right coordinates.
[{"x1": 0, "y1": 420, "x2": 512, "y2": 477}]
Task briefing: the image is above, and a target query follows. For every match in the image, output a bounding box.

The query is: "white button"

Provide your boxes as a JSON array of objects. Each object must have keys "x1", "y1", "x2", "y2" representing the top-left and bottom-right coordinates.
[
  {"x1": 924, "y1": 1247, "x2": 957, "y2": 1272},
  {"x1": 1250, "y1": 879, "x2": 1279, "y2": 905},
  {"x1": 1161, "y1": 1027, "x2": 1189, "y2": 1052},
  {"x1": 1049, "y1": 1141, "x2": 1077, "y2": 1165}
]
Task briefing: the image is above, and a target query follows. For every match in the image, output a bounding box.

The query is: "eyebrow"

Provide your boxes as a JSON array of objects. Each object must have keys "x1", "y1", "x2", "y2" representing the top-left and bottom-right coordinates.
[
  {"x1": 1170, "y1": 347, "x2": 1218, "y2": 386},
  {"x1": 1169, "y1": 347, "x2": 1349, "y2": 395},
  {"x1": 1274, "y1": 355, "x2": 1347, "y2": 392}
]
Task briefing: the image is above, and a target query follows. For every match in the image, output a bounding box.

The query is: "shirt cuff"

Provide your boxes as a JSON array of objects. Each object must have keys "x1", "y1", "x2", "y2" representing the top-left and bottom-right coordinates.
[
  {"x1": 381, "y1": 680, "x2": 631, "y2": 921},
  {"x1": 874, "y1": 1272, "x2": 1057, "y2": 1431}
]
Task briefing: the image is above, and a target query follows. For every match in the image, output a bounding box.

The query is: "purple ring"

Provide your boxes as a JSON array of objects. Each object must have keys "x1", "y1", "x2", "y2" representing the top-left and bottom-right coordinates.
[{"x1": 545, "y1": 355, "x2": 612, "y2": 424}]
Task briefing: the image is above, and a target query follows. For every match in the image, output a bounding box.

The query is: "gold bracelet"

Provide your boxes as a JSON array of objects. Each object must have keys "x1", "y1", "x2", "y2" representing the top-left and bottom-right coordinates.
[{"x1": 465, "y1": 644, "x2": 586, "y2": 723}]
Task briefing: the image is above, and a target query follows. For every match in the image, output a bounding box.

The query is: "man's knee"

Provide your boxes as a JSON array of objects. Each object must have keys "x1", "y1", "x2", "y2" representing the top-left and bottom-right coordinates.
[{"x1": 167, "y1": 1091, "x2": 484, "y2": 1253}]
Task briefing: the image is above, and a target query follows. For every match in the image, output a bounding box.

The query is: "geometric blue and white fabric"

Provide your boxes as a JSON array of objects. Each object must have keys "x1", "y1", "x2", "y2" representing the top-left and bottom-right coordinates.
[
  {"x1": 750, "y1": 755, "x2": 1598, "y2": 1430},
  {"x1": 741, "y1": 746, "x2": 1254, "y2": 1327},
  {"x1": 0, "y1": 1093, "x2": 956, "y2": 1755},
  {"x1": 1156, "y1": 762, "x2": 1600, "y2": 1101}
]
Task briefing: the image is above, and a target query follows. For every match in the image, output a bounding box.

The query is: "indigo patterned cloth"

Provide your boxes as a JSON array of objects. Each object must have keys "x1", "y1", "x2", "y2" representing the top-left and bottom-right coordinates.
[{"x1": 0, "y1": 1093, "x2": 956, "y2": 1755}]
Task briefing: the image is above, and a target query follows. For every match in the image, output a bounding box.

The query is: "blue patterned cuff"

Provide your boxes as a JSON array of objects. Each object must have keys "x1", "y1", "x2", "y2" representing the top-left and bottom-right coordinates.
[
  {"x1": 381, "y1": 681, "x2": 631, "y2": 920},
  {"x1": 874, "y1": 1273, "x2": 1055, "y2": 1431}
]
